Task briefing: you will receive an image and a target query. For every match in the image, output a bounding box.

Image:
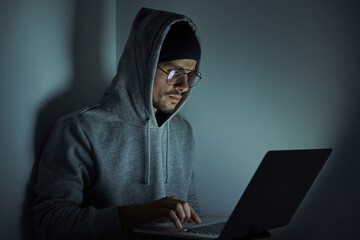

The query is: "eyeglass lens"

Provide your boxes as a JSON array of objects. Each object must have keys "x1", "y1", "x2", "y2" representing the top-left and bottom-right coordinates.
[{"x1": 167, "y1": 70, "x2": 200, "y2": 87}]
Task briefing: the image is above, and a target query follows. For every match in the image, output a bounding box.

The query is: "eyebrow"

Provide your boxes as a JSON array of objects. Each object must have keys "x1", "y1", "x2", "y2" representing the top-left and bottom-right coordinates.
[{"x1": 162, "y1": 64, "x2": 197, "y2": 72}]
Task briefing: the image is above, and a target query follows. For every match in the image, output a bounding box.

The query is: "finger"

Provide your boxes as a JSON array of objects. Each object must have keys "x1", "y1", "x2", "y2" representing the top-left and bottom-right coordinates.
[
  {"x1": 161, "y1": 198, "x2": 186, "y2": 223},
  {"x1": 190, "y1": 207, "x2": 201, "y2": 224},
  {"x1": 167, "y1": 199, "x2": 192, "y2": 223},
  {"x1": 181, "y1": 202, "x2": 192, "y2": 223},
  {"x1": 173, "y1": 202, "x2": 186, "y2": 223},
  {"x1": 169, "y1": 210, "x2": 182, "y2": 230}
]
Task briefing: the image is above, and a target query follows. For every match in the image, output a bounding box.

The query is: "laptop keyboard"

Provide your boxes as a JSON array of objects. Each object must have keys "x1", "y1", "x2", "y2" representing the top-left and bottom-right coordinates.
[{"x1": 184, "y1": 222, "x2": 226, "y2": 235}]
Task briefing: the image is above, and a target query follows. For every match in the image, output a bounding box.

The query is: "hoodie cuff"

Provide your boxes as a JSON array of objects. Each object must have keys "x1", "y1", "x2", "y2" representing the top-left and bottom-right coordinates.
[{"x1": 90, "y1": 206, "x2": 124, "y2": 239}]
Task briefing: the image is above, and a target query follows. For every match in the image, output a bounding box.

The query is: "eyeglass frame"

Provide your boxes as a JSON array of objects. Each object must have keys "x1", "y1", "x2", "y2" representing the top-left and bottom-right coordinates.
[{"x1": 157, "y1": 66, "x2": 202, "y2": 88}]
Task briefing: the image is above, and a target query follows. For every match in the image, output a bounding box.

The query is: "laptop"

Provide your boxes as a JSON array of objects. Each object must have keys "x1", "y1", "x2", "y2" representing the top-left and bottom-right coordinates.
[{"x1": 133, "y1": 148, "x2": 332, "y2": 239}]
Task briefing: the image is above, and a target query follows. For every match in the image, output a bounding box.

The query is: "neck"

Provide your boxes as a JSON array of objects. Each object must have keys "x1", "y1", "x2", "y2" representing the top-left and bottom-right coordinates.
[{"x1": 154, "y1": 110, "x2": 169, "y2": 127}]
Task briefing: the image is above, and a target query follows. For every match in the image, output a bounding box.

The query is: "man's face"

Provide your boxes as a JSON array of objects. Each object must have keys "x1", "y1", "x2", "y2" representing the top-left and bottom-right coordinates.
[{"x1": 152, "y1": 59, "x2": 197, "y2": 115}]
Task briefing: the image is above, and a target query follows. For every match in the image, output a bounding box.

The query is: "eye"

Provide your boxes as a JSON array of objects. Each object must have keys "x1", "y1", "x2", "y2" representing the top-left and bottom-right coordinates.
[
  {"x1": 168, "y1": 70, "x2": 178, "y2": 80},
  {"x1": 188, "y1": 71, "x2": 199, "y2": 79},
  {"x1": 188, "y1": 71, "x2": 195, "y2": 78}
]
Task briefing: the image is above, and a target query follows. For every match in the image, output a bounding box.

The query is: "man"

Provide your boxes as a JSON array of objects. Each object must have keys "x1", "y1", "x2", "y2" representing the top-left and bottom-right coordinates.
[{"x1": 33, "y1": 7, "x2": 202, "y2": 240}]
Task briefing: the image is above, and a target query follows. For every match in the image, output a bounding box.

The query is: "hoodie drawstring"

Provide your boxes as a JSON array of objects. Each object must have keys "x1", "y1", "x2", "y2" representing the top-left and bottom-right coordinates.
[
  {"x1": 143, "y1": 119, "x2": 170, "y2": 184},
  {"x1": 165, "y1": 123, "x2": 169, "y2": 183}
]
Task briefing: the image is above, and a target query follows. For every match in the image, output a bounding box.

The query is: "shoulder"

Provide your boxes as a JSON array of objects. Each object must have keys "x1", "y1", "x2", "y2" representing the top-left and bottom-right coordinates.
[
  {"x1": 50, "y1": 103, "x2": 123, "y2": 142},
  {"x1": 57, "y1": 102, "x2": 119, "y2": 128}
]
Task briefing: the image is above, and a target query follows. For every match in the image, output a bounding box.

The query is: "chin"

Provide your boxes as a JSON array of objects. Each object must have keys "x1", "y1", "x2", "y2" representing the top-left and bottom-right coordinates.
[
  {"x1": 163, "y1": 109, "x2": 176, "y2": 114},
  {"x1": 162, "y1": 106, "x2": 177, "y2": 114},
  {"x1": 153, "y1": 101, "x2": 177, "y2": 114}
]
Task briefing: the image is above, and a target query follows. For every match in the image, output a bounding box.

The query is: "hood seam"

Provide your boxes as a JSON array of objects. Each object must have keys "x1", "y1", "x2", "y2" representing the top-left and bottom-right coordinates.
[{"x1": 143, "y1": 118, "x2": 151, "y2": 184}]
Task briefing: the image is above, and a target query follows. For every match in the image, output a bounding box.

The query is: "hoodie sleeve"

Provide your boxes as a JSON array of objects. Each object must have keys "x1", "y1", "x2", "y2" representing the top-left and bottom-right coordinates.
[{"x1": 32, "y1": 117, "x2": 124, "y2": 240}]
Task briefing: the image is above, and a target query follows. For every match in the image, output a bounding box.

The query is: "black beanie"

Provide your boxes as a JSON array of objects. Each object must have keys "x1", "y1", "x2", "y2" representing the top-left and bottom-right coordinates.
[{"x1": 158, "y1": 21, "x2": 201, "y2": 63}]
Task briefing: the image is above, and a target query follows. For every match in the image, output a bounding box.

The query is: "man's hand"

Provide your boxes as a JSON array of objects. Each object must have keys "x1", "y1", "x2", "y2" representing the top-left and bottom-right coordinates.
[{"x1": 118, "y1": 196, "x2": 201, "y2": 230}]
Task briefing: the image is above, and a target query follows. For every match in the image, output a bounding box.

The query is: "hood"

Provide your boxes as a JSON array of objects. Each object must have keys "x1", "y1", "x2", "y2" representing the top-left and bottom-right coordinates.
[{"x1": 102, "y1": 7, "x2": 201, "y2": 128}]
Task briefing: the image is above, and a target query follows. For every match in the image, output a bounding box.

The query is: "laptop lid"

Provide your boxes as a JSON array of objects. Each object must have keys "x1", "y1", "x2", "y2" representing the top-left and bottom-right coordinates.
[{"x1": 219, "y1": 148, "x2": 332, "y2": 239}]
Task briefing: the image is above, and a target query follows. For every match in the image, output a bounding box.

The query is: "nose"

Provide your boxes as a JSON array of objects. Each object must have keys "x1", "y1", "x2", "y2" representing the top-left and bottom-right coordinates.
[{"x1": 173, "y1": 75, "x2": 189, "y2": 93}]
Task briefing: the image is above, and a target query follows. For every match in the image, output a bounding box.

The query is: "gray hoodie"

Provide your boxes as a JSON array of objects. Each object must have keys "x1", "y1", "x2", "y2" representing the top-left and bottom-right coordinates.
[{"x1": 32, "y1": 7, "x2": 201, "y2": 240}]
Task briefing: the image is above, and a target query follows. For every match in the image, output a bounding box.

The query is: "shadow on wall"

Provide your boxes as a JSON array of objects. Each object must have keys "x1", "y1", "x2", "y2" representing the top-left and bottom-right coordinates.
[
  {"x1": 283, "y1": 92, "x2": 360, "y2": 240},
  {"x1": 21, "y1": 1, "x2": 108, "y2": 239},
  {"x1": 282, "y1": 12, "x2": 360, "y2": 240},
  {"x1": 274, "y1": 48, "x2": 360, "y2": 240}
]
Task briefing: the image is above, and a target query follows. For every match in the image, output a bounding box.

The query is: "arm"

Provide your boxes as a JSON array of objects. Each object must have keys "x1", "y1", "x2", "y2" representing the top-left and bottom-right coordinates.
[{"x1": 32, "y1": 118, "x2": 123, "y2": 240}]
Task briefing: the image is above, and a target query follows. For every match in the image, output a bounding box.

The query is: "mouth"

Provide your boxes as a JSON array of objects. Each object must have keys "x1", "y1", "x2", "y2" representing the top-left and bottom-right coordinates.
[{"x1": 168, "y1": 95, "x2": 181, "y2": 102}]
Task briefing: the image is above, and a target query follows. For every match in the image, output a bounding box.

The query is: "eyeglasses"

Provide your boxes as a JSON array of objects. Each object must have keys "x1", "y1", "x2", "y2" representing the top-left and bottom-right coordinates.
[{"x1": 157, "y1": 66, "x2": 202, "y2": 88}]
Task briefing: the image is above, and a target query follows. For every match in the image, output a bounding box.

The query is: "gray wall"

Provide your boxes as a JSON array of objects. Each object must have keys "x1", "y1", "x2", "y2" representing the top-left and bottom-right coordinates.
[
  {"x1": 0, "y1": 0, "x2": 359, "y2": 239},
  {"x1": 0, "y1": 0, "x2": 116, "y2": 239}
]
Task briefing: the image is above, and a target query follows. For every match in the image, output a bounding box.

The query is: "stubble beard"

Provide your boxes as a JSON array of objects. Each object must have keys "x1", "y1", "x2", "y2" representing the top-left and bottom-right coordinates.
[
  {"x1": 153, "y1": 98, "x2": 177, "y2": 114},
  {"x1": 153, "y1": 91, "x2": 184, "y2": 114}
]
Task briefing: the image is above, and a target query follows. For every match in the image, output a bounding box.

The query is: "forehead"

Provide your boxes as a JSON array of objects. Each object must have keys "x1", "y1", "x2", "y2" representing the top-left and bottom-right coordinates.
[{"x1": 159, "y1": 59, "x2": 197, "y2": 70}]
